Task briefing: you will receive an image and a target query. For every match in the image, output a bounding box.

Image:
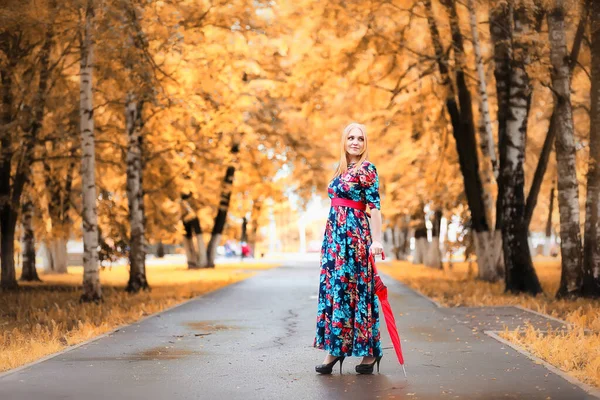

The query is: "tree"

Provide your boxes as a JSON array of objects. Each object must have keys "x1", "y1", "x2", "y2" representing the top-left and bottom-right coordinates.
[
  {"x1": 122, "y1": 0, "x2": 153, "y2": 292},
  {"x1": 0, "y1": 0, "x2": 55, "y2": 289},
  {"x1": 42, "y1": 146, "x2": 77, "y2": 274},
  {"x1": 79, "y1": 0, "x2": 102, "y2": 302},
  {"x1": 425, "y1": 208, "x2": 443, "y2": 269},
  {"x1": 20, "y1": 192, "x2": 40, "y2": 281},
  {"x1": 206, "y1": 135, "x2": 240, "y2": 267},
  {"x1": 424, "y1": 0, "x2": 499, "y2": 281},
  {"x1": 524, "y1": 6, "x2": 588, "y2": 228},
  {"x1": 583, "y1": 0, "x2": 600, "y2": 297},
  {"x1": 548, "y1": 0, "x2": 584, "y2": 298},
  {"x1": 468, "y1": 0, "x2": 498, "y2": 221},
  {"x1": 497, "y1": 2, "x2": 542, "y2": 295}
]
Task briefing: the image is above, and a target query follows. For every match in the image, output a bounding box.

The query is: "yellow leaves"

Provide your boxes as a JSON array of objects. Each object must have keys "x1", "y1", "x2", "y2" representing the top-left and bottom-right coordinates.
[{"x1": 499, "y1": 325, "x2": 600, "y2": 387}]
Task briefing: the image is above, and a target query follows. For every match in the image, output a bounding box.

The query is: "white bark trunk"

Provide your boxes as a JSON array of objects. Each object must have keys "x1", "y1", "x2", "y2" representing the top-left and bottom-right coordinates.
[
  {"x1": 474, "y1": 230, "x2": 502, "y2": 281},
  {"x1": 583, "y1": 0, "x2": 600, "y2": 296},
  {"x1": 493, "y1": 229, "x2": 504, "y2": 276},
  {"x1": 425, "y1": 237, "x2": 442, "y2": 268},
  {"x1": 125, "y1": 93, "x2": 148, "y2": 291},
  {"x1": 548, "y1": 1, "x2": 584, "y2": 297},
  {"x1": 469, "y1": 0, "x2": 498, "y2": 176},
  {"x1": 393, "y1": 225, "x2": 409, "y2": 260},
  {"x1": 195, "y1": 234, "x2": 207, "y2": 267},
  {"x1": 413, "y1": 238, "x2": 427, "y2": 265},
  {"x1": 183, "y1": 237, "x2": 197, "y2": 269},
  {"x1": 44, "y1": 238, "x2": 68, "y2": 273},
  {"x1": 207, "y1": 233, "x2": 221, "y2": 267},
  {"x1": 500, "y1": 5, "x2": 542, "y2": 295},
  {"x1": 468, "y1": 0, "x2": 498, "y2": 231},
  {"x1": 383, "y1": 227, "x2": 394, "y2": 258},
  {"x1": 80, "y1": 0, "x2": 101, "y2": 301},
  {"x1": 20, "y1": 195, "x2": 40, "y2": 281}
]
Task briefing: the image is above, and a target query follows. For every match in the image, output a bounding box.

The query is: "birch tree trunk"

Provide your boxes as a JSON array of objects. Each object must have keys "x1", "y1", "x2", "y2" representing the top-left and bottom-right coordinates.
[
  {"x1": 125, "y1": 94, "x2": 149, "y2": 293},
  {"x1": 42, "y1": 149, "x2": 75, "y2": 274},
  {"x1": 413, "y1": 223, "x2": 427, "y2": 265},
  {"x1": 583, "y1": 0, "x2": 600, "y2": 297},
  {"x1": 207, "y1": 165, "x2": 236, "y2": 267},
  {"x1": 435, "y1": 0, "x2": 498, "y2": 280},
  {"x1": 442, "y1": 0, "x2": 502, "y2": 282},
  {"x1": 390, "y1": 216, "x2": 398, "y2": 259},
  {"x1": 391, "y1": 217, "x2": 407, "y2": 261},
  {"x1": 490, "y1": 0, "x2": 512, "y2": 235},
  {"x1": 180, "y1": 195, "x2": 206, "y2": 268},
  {"x1": 44, "y1": 239, "x2": 68, "y2": 273},
  {"x1": 402, "y1": 224, "x2": 412, "y2": 260},
  {"x1": 20, "y1": 194, "x2": 40, "y2": 281},
  {"x1": 525, "y1": 9, "x2": 588, "y2": 227},
  {"x1": 0, "y1": 57, "x2": 18, "y2": 289},
  {"x1": 0, "y1": 3, "x2": 55, "y2": 289},
  {"x1": 468, "y1": 0, "x2": 505, "y2": 280},
  {"x1": 207, "y1": 139, "x2": 240, "y2": 267},
  {"x1": 383, "y1": 228, "x2": 392, "y2": 258},
  {"x1": 80, "y1": 0, "x2": 102, "y2": 302},
  {"x1": 183, "y1": 236, "x2": 198, "y2": 268},
  {"x1": 392, "y1": 227, "x2": 400, "y2": 260},
  {"x1": 548, "y1": 1, "x2": 584, "y2": 298},
  {"x1": 123, "y1": 1, "x2": 155, "y2": 281},
  {"x1": 501, "y1": 4, "x2": 542, "y2": 295},
  {"x1": 195, "y1": 231, "x2": 207, "y2": 267},
  {"x1": 468, "y1": 0, "x2": 498, "y2": 190},
  {"x1": 425, "y1": 209, "x2": 443, "y2": 269}
]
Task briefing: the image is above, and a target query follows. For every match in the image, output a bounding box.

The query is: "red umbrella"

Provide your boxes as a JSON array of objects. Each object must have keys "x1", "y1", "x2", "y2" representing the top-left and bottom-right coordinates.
[{"x1": 370, "y1": 251, "x2": 407, "y2": 377}]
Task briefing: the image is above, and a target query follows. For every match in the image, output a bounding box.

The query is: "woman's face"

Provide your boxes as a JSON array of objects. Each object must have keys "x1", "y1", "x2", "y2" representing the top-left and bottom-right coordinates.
[{"x1": 345, "y1": 127, "x2": 365, "y2": 158}]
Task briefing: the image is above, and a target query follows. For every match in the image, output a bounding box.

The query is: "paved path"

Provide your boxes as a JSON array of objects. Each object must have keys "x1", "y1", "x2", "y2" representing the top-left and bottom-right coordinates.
[{"x1": 0, "y1": 261, "x2": 597, "y2": 400}]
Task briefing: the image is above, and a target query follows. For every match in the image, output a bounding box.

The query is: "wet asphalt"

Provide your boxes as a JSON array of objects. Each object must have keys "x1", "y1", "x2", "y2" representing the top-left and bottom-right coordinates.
[{"x1": 0, "y1": 260, "x2": 597, "y2": 400}]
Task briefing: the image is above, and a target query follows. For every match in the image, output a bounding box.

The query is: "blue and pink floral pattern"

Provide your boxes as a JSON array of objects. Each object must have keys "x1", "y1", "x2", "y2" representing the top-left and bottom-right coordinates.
[{"x1": 314, "y1": 160, "x2": 382, "y2": 357}]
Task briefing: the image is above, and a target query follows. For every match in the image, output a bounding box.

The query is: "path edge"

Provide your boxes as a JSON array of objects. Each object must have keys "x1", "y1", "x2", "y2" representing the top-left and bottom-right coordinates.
[
  {"x1": 385, "y1": 274, "x2": 599, "y2": 397},
  {"x1": 485, "y1": 330, "x2": 600, "y2": 399},
  {"x1": 0, "y1": 272, "x2": 254, "y2": 380},
  {"x1": 383, "y1": 272, "x2": 576, "y2": 327}
]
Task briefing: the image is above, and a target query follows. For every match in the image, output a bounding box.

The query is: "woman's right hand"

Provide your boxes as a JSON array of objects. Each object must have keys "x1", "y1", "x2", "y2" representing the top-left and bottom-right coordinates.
[{"x1": 370, "y1": 241, "x2": 384, "y2": 257}]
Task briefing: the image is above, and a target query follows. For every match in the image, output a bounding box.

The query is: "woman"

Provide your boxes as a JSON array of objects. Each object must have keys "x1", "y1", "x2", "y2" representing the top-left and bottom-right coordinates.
[{"x1": 314, "y1": 122, "x2": 384, "y2": 375}]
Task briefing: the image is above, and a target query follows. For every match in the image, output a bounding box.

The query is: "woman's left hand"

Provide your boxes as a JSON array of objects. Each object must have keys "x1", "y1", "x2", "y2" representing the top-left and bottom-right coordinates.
[{"x1": 370, "y1": 241, "x2": 384, "y2": 257}]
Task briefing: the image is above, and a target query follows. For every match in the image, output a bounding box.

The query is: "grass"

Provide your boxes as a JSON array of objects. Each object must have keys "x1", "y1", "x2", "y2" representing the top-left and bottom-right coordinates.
[
  {"x1": 0, "y1": 261, "x2": 277, "y2": 373},
  {"x1": 379, "y1": 258, "x2": 600, "y2": 388}
]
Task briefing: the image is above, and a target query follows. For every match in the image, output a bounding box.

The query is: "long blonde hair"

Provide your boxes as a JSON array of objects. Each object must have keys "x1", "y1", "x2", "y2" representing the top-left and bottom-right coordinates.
[{"x1": 333, "y1": 122, "x2": 369, "y2": 178}]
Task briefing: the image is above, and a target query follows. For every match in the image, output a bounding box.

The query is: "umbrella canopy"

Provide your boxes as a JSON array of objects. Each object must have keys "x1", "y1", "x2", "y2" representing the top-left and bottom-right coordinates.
[{"x1": 370, "y1": 251, "x2": 407, "y2": 376}]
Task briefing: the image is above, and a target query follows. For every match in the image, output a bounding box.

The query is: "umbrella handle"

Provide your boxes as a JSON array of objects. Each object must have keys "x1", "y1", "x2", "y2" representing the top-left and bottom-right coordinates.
[
  {"x1": 369, "y1": 250, "x2": 385, "y2": 274},
  {"x1": 369, "y1": 249, "x2": 385, "y2": 260}
]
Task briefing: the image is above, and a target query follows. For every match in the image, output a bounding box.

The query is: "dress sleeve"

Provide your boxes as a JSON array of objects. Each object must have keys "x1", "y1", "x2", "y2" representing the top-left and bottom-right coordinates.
[{"x1": 359, "y1": 161, "x2": 381, "y2": 210}]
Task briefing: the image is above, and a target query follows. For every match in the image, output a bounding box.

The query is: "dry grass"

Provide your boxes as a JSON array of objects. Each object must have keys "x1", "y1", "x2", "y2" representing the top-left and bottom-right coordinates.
[
  {"x1": 379, "y1": 258, "x2": 600, "y2": 388},
  {"x1": 0, "y1": 262, "x2": 277, "y2": 373}
]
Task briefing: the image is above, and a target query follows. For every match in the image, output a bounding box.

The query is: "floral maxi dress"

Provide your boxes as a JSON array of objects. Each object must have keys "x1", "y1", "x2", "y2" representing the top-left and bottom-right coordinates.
[{"x1": 314, "y1": 160, "x2": 382, "y2": 357}]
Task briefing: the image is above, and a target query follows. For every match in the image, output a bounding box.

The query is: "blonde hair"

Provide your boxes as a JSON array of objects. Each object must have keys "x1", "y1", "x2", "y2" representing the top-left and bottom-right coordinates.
[{"x1": 333, "y1": 122, "x2": 369, "y2": 178}]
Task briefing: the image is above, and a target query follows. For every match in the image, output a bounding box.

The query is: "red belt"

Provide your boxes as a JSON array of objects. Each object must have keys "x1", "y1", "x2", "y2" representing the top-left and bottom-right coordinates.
[{"x1": 331, "y1": 198, "x2": 368, "y2": 215}]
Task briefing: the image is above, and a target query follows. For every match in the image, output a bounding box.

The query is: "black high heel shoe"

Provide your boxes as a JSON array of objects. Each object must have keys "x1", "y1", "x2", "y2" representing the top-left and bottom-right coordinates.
[
  {"x1": 355, "y1": 356, "x2": 383, "y2": 374},
  {"x1": 315, "y1": 356, "x2": 345, "y2": 374}
]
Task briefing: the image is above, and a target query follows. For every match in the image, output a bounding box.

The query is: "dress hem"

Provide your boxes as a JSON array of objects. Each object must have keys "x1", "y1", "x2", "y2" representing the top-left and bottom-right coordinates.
[{"x1": 313, "y1": 342, "x2": 383, "y2": 358}]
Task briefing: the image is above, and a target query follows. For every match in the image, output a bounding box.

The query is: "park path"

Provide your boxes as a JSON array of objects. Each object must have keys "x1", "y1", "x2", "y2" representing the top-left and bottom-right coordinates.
[{"x1": 0, "y1": 260, "x2": 597, "y2": 400}]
